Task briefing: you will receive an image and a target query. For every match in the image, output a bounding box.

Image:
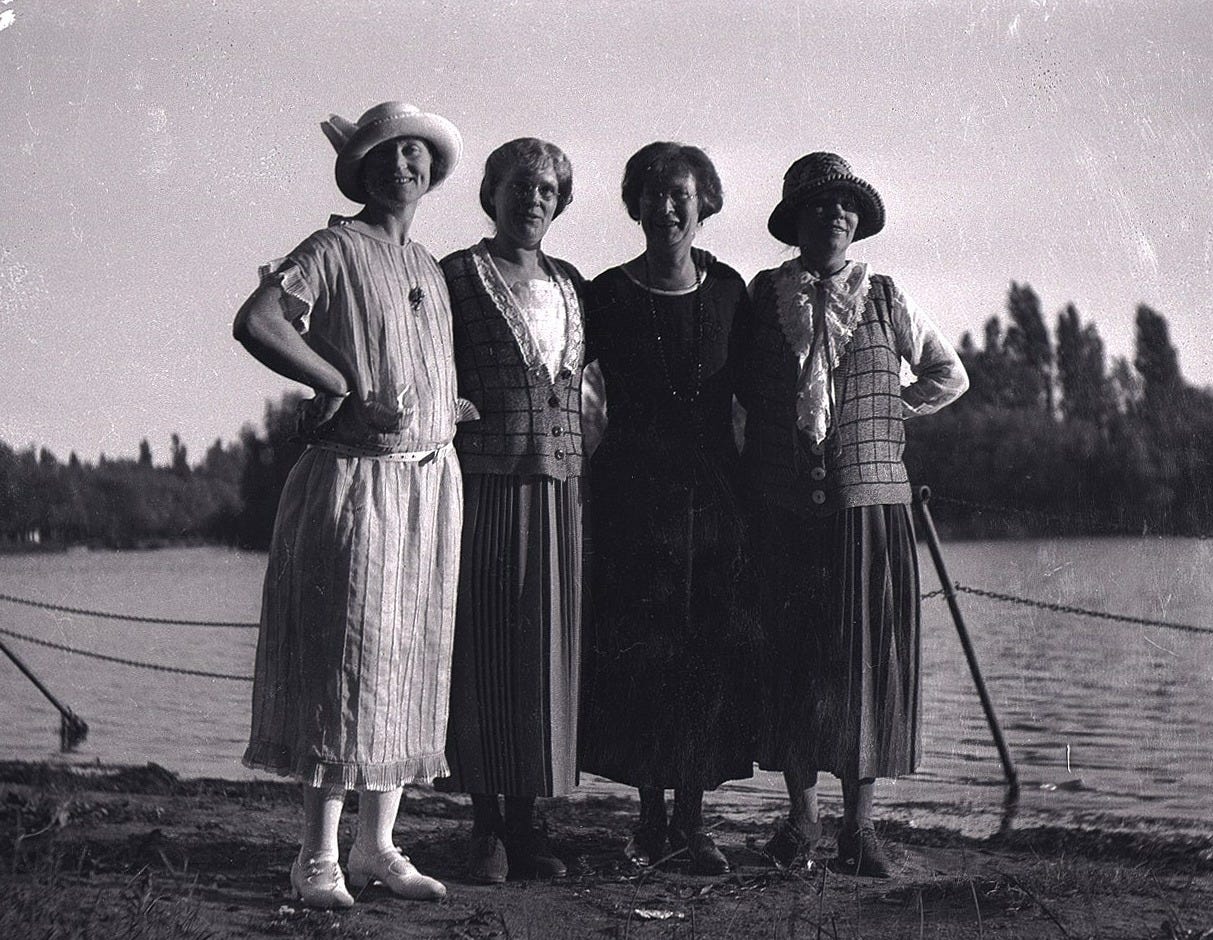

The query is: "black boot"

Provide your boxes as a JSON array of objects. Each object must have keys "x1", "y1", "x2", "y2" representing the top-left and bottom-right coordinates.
[
  {"x1": 467, "y1": 794, "x2": 508, "y2": 884},
  {"x1": 624, "y1": 787, "x2": 668, "y2": 866},
  {"x1": 668, "y1": 788, "x2": 729, "y2": 875},
  {"x1": 835, "y1": 826, "x2": 891, "y2": 878},
  {"x1": 503, "y1": 795, "x2": 566, "y2": 879},
  {"x1": 763, "y1": 818, "x2": 823, "y2": 868}
]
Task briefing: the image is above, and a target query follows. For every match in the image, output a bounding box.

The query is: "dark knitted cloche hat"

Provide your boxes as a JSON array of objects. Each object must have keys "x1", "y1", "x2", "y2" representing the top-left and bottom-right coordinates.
[{"x1": 767, "y1": 152, "x2": 885, "y2": 245}]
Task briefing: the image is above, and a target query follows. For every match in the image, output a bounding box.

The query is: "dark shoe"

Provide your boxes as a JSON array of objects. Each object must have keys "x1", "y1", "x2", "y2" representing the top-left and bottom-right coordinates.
[
  {"x1": 669, "y1": 828, "x2": 730, "y2": 875},
  {"x1": 624, "y1": 824, "x2": 668, "y2": 867},
  {"x1": 763, "y1": 819, "x2": 823, "y2": 868},
  {"x1": 467, "y1": 831, "x2": 508, "y2": 884},
  {"x1": 835, "y1": 827, "x2": 891, "y2": 878},
  {"x1": 504, "y1": 827, "x2": 567, "y2": 879}
]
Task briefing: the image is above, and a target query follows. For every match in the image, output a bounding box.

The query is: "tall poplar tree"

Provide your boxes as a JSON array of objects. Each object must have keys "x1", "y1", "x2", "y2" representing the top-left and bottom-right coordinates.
[{"x1": 1005, "y1": 281, "x2": 1054, "y2": 414}]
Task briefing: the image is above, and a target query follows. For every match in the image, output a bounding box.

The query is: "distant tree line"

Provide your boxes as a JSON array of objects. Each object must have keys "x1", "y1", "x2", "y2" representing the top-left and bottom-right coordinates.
[
  {"x1": 3, "y1": 284, "x2": 1210, "y2": 549},
  {"x1": 905, "y1": 283, "x2": 1213, "y2": 537},
  {"x1": 0, "y1": 395, "x2": 305, "y2": 551}
]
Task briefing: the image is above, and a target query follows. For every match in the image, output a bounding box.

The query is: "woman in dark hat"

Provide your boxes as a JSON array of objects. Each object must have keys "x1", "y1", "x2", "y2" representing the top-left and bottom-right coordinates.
[
  {"x1": 438, "y1": 138, "x2": 586, "y2": 884},
  {"x1": 579, "y1": 141, "x2": 757, "y2": 876},
  {"x1": 739, "y1": 153, "x2": 967, "y2": 876},
  {"x1": 235, "y1": 102, "x2": 470, "y2": 907}
]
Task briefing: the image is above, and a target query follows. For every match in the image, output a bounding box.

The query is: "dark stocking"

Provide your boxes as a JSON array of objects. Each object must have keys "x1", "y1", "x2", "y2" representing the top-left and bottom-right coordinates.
[
  {"x1": 672, "y1": 788, "x2": 704, "y2": 834},
  {"x1": 471, "y1": 793, "x2": 502, "y2": 836},
  {"x1": 637, "y1": 786, "x2": 667, "y2": 832},
  {"x1": 503, "y1": 795, "x2": 536, "y2": 835}
]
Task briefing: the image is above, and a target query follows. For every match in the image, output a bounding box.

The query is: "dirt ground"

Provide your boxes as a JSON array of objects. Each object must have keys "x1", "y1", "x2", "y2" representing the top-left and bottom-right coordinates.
[{"x1": 3, "y1": 762, "x2": 1212, "y2": 939}]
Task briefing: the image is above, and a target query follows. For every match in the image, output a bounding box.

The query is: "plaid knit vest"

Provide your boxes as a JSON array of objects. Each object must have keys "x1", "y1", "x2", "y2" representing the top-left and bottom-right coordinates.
[
  {"x1": 741, "y1": 271, "x2": 910, "y2": 515},
  {"x1": 442, "y1": 248, "x2": 585, "y2": 479}
]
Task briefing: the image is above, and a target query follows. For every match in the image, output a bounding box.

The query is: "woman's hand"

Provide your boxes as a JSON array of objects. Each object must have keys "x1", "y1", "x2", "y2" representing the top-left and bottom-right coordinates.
[
  {"x1": 298, "y1": 392, "x2": 349, "y2": 436},
  {"x1": 357, "y1": 385, "x2": 417, "y2": 433}
]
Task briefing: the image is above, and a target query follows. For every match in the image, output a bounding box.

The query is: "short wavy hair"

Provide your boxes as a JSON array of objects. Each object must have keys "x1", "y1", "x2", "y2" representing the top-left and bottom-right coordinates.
[
  {"x1": 621, "y1": 142, "x2": 724, "y2": 222},
  {"x1": 479, "y1": 138, "x2": 574, "y2": 220}
]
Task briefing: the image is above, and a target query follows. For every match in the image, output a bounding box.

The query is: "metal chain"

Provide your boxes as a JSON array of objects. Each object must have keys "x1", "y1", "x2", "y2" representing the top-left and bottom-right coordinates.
[
  {"x1": 923, "y1": 583, "x2": 1213, "y2": 636},
  {"x1": 0, "y1": 591, "x2": 256, "y2": 628},
  {"x1": 0, "y1": 625, "x2": 253, "y2": 681}
]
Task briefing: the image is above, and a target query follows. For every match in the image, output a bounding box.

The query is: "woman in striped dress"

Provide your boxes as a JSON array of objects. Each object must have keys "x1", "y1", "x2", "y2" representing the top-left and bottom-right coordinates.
[
  {"x1": 439, "y1": 138, "x2": 585, "y2": 883},
  {"x1": 235, "y1": 102, "x2": 472, "y2": 908}
]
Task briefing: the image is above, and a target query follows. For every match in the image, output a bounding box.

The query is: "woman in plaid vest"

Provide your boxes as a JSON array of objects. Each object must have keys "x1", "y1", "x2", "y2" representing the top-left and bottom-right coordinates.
[
  {"x1": 739, "y1": 153, "x2": 968, "y2": 877},
  {"x1": 439, "y1": 138, "x2": 587, "y2": 885}
]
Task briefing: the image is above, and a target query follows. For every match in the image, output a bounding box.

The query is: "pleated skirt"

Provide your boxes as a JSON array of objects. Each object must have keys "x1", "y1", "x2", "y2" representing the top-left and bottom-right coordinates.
[
  {"x1": 242, "y1": 446, "x2": 462, "y2": 790},
  {"x1": 754, "y1": 502, "x2": 921, "y2": 780},
  {"x1": 440, "y1": 474, "x2": 583, "y2": 796}
]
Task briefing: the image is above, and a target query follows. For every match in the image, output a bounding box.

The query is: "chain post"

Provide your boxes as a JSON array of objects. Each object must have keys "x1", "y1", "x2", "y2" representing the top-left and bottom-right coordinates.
[
  {"x1": 914, "y1": 486, "x2": 1019, "y2": 795},
  {"x1": 1, "y1": 634, "x2": 89, "y2": 752}
]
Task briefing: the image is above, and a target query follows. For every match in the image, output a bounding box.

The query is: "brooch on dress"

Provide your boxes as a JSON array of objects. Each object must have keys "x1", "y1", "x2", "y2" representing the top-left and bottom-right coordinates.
[{"x1": 409, "y1": 286, "x2": 425, "y2": 311}]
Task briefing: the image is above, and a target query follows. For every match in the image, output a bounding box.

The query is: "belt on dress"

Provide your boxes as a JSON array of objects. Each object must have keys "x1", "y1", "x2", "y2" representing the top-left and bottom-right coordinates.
[{"x1": 308, "y1": 440, "x2": 453, "y2": 465}]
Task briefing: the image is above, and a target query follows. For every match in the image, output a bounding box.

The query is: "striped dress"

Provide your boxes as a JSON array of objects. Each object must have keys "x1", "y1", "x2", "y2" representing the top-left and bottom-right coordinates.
[{"x1": 242, "y1": 219, "x2": 463, "y2": 791}]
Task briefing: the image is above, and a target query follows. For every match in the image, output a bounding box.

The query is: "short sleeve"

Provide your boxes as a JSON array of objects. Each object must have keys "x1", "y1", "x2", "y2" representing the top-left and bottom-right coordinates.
[{"x1": 257, "y1": 236, "x2": 327, "y2": 333}]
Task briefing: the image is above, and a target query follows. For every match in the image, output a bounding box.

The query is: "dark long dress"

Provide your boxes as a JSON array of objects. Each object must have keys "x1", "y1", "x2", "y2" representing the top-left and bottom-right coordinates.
[{"x1": 578, "y1": 251, "x2": 757, "y2": 790}]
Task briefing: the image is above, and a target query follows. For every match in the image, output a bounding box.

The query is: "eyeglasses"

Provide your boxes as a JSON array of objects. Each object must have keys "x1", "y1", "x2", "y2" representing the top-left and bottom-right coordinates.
[
  {"x1": 508, "y1": 180, "x2": 560, "y2": 202},
  {"x1": 806, "y1": 192, "x2": 860, "y2": 213},
  {"x1": 640, "y1": 187, "x2": 698, "y2": 207}
]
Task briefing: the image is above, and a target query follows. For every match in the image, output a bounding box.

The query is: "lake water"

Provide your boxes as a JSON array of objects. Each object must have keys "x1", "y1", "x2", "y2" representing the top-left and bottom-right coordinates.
[{"x1": 2, "y1": 539, "x2": 1211, "y2": 838}]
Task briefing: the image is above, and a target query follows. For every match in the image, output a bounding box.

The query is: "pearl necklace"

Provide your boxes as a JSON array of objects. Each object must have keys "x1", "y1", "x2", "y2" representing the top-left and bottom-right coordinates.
[{"x1": 643, "y1": 255, "x2": 705, "y2": 404}]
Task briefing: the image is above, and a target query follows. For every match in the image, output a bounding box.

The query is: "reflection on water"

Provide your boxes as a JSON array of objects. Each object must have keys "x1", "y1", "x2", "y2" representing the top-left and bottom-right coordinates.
[{"x1": 1, "y1": 539, "x2": 1210, "y2": 837}]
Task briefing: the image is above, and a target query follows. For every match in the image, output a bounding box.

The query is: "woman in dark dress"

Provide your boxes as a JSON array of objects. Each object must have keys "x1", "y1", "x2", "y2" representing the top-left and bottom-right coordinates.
[
  {"x1": 740, "y1": 153, "x2": 968, "y2": 876},
  {"x1": 579, "y1": 142, "x2": 756, "y2": 876}
]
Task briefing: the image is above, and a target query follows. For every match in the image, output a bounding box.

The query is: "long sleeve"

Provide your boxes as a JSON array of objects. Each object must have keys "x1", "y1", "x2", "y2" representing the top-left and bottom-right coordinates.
[{"x1": 888, "y1": 280, "x2": 969, "y2": 416}]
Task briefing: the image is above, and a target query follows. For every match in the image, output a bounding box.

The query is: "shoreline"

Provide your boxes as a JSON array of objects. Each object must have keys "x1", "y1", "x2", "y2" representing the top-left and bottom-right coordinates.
[{"x1": 3, "y1": 760, "x2": 1211, "y2": 938}]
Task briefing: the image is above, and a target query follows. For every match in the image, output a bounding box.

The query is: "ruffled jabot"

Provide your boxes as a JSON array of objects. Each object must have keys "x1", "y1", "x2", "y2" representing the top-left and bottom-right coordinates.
[{"x1": 772, "y1": 258, "x2": 872, "y2": 444}]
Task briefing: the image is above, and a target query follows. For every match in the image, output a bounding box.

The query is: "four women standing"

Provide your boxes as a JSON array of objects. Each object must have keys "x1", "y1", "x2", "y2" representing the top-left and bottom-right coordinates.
[{"x1": 238, "y1": 106, "x2": 967, "y2": 905}]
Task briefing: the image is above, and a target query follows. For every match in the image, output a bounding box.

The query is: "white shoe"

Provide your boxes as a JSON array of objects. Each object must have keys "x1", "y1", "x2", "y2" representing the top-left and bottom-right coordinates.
[
  {"x1": 290, "y1": 855, "x2": 355, "y2": 909},
  {"x1": 348, "y1": 845, "x2": 447, "y2": 900}
]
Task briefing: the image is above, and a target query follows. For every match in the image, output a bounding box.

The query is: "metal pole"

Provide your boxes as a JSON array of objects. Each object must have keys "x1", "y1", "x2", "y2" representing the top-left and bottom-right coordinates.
[
  {"x1": 0, "y1": 635, "x2": 89, "y2": 751},
  {"x1": 914, "y1": 486, "x2": 1019, "y2": 795}
]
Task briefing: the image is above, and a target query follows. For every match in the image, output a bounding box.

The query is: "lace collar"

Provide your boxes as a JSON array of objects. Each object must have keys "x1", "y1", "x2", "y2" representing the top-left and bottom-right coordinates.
[
  {"x1": 772, "y1": 258, "x2": 872, "y2": 444},
  {"x1": 470, "y1": 240, "x2": 584, "y2": 383}
]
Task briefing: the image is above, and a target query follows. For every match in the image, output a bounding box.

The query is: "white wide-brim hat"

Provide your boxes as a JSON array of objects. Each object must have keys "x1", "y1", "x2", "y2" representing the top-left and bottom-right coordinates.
[{"x1": 321, "y1": 102, "x2": 463, "y2": 204}]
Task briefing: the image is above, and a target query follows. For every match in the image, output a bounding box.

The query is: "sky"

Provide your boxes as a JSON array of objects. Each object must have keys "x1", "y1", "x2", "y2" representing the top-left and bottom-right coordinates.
[{"x1": 1, "y1": 0, "x2": 1210, "y2": 463}]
